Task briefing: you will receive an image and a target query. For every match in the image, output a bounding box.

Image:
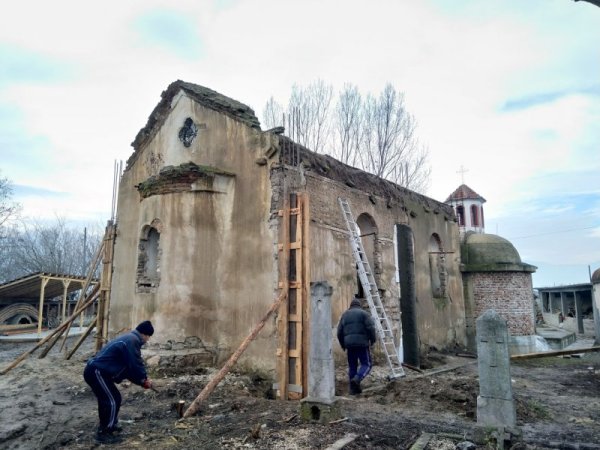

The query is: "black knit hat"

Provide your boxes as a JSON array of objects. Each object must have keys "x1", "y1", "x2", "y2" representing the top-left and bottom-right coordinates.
[
  {"x1": 350, "y1": 297, "x2": 362, "y2": 307},
  {"x1": 136, "y1": 320, "x2": 154, "y2": 336}
]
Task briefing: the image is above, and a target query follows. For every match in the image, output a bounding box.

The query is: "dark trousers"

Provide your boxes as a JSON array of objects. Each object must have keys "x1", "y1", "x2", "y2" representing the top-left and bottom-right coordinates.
[
  {"x1": 84, "y1": 362, "x2": 121, "y2": 431},
  {"x1": 346, "y1": 346, "x2": 372, "y2": 381}
]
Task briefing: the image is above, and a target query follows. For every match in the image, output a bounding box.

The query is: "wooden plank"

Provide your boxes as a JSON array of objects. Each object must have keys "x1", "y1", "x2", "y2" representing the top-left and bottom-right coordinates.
[
  {"x1": 277, "y1": 195, "x2": 290, "y2": 401},
  {"x1": 300, "y1": 193, "x2": 311, "y2": 397},
  {"x1": 510, "y1": 346, "x2": 600, "y2": 360}
]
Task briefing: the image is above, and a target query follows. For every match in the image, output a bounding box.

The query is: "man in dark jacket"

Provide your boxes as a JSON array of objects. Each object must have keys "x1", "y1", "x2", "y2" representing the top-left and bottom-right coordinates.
[
  {"x1": 337, "y1": 296, "x2": 377, "y2": 394},
  {"x1": 84, "y1": 320, "x2": 155, "y2": 443}
]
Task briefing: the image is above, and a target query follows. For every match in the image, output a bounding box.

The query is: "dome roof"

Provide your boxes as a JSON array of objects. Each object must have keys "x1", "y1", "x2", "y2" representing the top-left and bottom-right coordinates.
[
  {"x1": 461, "y1": 233, "x2": 536, "y2": 273},
  {"x1": 592, "y1": 268, "x2": 600, "y2": 284}
]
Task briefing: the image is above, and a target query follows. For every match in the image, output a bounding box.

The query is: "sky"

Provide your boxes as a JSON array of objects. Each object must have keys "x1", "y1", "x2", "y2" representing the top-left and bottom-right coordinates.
[{"x1": 0, "y1": 0, "x2": 599, "y2": 288}]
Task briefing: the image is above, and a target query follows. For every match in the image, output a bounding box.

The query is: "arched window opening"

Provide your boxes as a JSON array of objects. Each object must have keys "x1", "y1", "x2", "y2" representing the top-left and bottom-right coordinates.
[
  {"x1": 356, "y1": 213, "x2": 379, "y2": 296},
  {"x1": 428, "y1": 234, "x2": 448, "y2": 300},
  {"x1": 470, "y1": 205, "x2": 479, "y2": 227},
  {"x1": 456, "y1": 205, "x2": 465, "y2": 226},
  {"x1": 137, "y1": 222, "x2": 162, "y2": 293}
]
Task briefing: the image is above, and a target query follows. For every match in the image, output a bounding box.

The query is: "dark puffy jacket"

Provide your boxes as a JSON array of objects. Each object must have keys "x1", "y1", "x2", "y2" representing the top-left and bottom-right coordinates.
[
  {"x1": 337, "y1": 304, "x2": 377, "y2": 349},
  {"x1": 87, "y1": 330, "x2": 147, "y2": 385}
]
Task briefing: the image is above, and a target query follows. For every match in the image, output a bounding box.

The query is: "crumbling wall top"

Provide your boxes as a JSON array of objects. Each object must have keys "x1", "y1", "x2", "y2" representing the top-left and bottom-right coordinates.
[{"x1": 128, "y1": 80, "x2": 261, "y2": 168}]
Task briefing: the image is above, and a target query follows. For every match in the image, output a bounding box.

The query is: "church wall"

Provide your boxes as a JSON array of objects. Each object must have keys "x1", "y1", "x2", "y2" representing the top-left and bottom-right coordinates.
[
  {"x1": 292, "y1": 170, "x2": 467, "y2": 353},
  {"x1": 111, "y1": 92, "x2": 279, "y2": 370}
]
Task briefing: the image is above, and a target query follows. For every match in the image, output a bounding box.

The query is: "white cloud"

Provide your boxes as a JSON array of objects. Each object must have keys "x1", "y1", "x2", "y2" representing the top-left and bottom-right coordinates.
[{"x1": 0, "y1": 0, "x2": 598, "y2": 285}]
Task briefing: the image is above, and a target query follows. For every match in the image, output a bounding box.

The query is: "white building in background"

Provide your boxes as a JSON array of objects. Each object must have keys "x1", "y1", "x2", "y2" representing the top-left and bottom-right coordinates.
[{"x1": 445, "y1": 184, "x2": 486, "y2": 236}]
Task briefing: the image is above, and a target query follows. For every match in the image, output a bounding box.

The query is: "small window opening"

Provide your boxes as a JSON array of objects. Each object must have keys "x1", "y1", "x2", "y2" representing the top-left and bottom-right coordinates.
[
  {"x1": 136, "y1": 223, "x2": 161, "y2": 293},
  {"x1": 428, "y1": 234, "x2": 447, "y2": 300}
]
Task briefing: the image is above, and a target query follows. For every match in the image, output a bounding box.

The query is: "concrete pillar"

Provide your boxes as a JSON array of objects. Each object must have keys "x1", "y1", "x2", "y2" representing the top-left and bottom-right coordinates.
[
  {"x1": 476, "y1": 309, "x2": 516, "y2": 428},
  {"x1": 593, "y1": 282, "x2": 600, "y2": 345},
  {"x1": 300, "y1": 281, "x2": 341, "y2": 423}
]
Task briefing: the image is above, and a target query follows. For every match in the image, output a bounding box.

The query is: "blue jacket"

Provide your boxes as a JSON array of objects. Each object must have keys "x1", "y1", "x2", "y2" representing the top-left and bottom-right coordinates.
[
  {"x1": 88, "y1": 330, "x2": 148, "y2": 385},
  {"x1": 337, "y1": 304, "x2": 377, "y2": 349}
]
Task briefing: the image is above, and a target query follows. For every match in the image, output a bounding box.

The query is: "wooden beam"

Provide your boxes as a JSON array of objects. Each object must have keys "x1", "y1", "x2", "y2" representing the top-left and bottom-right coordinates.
[
  {"x1": 37, "y1": 277, "x2": 49, "y2": 335},
  {"x1": 301, "y1": 193, "x2": 311, "y2": 396},
  {"x1": 510, "y1": 346, "x2": 600, "y2": 360},
  {"x1": 277, "y1": 195, "x2": 290, "y2": 400},
  {"x1": 61, "y1": 279, "x2": 71, "y2": 323},
  {"x1": 65, "y1": 315, "x2": 98, "y2": 360},
  {"x1": 183, "y1": 290, "x2": 288, "y2": 418}
]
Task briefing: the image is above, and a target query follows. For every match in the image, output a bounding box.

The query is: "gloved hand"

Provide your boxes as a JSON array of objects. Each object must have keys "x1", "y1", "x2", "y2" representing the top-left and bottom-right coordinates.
[{"x1": 142, "y1": 379, "x2": 153, "y2": 390}]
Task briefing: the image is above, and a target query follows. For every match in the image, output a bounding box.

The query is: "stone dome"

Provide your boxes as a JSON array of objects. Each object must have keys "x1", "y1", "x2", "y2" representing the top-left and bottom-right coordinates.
[
  {"x1": 592, "y1": 267, "x2": 600, "y2": 284},
  {"x1": 461, "y1": 233, "x2": 536, "y2": 273}
]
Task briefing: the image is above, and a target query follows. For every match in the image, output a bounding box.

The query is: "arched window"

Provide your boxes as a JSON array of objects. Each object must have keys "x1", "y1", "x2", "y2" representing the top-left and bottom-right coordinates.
[
  {"x1": 137, "y1": 221, "x2": 162, "y2": 293},
  {"x1": 470, "y1": 205, "x2": 479, "y2": 227},
  {"x1": 356, "y1": 213, "x2": 379, "y2": 297},
  {"x1": 456, "y1": 205, "x2": 465, "y2": 226},
  {"x1": 428, "y1": 234, "x2": 447, "y2": 300}
]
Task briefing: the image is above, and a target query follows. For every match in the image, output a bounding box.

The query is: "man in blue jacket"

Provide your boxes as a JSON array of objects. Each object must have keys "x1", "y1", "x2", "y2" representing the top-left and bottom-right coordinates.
[
  {"x1": 337, "y1": 296, "x2": 377, "y2": 395},
  {"x1": 84, "y1": 320, "x2": 155, "y2": 443}
]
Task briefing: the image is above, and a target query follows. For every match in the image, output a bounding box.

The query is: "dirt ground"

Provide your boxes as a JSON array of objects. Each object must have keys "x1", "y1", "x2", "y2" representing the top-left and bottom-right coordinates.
[{"x1": 1, "y1": 338, "x2": 600, "y2": 450}]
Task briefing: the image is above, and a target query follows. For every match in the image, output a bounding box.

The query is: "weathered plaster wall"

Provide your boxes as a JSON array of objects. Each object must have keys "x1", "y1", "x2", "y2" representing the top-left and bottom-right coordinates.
[
  {"x1": 276, "y1": 166, "x2": 467, "y2": 353},
  {"x1": 111, "y1": 91, "x2": 279, "y2": 368}
]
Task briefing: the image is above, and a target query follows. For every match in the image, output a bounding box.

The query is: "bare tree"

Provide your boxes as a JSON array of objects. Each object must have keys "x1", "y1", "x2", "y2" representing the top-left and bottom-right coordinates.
[
  {"x1": 360, "y1": 84, "x2": 430, "y2": 193},
  {"x1": 333, "y1": 83, "x2": 363, "y2": 167},
  {"x1": 263, "y1": 81, "x2": 431, "y2": 193},
  {"x1": 288, "y1": 80, "x2": 334, "y2": 153},
  {"x1": 0, "y1": 172, "x2": 21, "y2": 234},
  {"x1": 262, "y1": 96, "x2": 285, "y2": 129},
  {"x1": 0, "y1": 217, "x2": 102, "y2": 283}
]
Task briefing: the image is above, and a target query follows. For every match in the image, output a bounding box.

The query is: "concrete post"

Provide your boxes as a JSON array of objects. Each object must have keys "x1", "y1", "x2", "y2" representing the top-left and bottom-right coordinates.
[
  {"x1": 593, "y1": 282, "x2": 600, "y2": 346},
  {"x1": 300, "y1": 281, "x2": 341, "y2": 423},
  {"x1": 476, "y1": 309, "x2": 516, "y2": 428}
]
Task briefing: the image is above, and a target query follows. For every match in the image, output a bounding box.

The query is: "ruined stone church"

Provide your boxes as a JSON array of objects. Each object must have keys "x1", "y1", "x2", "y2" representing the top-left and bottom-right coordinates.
[{"x1": 110, "y1": 80, "x2": 537, "y2": 395}]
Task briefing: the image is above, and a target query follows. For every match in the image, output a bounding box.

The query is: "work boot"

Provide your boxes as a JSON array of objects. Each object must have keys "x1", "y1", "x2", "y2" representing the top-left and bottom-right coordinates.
[
  {"x1": 95, "y1": 428, "x2": 123, "y2": 444},
  {"x1": 352, "y1": 375, "x2": 362, "y2": 394},
  {"x1": 349, "y1": 376, "x2": 361, "y2": 395}
]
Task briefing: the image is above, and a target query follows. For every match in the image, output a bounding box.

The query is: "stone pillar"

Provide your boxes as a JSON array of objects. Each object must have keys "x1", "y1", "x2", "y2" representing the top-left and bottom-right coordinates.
[
  {"x1": 593, "y1": 281, "x2": 600, "y2": 346},
  {"x1": 476, "y1": 309, "x2": 516, "y2": 428},
  {"x1": 300, "y1": 282, "x2": 341, "y2": 423}
]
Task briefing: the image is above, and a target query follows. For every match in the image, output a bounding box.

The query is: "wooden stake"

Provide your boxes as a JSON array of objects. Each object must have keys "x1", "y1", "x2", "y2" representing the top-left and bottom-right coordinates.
[
  {"x1": 175, "y1": 400, "x2": 185, "y2": 418},
  {"x1": 182, "y1": 290, "x2": 288, "y2": 418}
]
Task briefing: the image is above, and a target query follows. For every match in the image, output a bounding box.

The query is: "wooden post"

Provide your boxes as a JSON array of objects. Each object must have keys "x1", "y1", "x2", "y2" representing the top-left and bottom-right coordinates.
[
  {"x1": 300, "y1": 193, "x2": 310, "y2": 396},
  {"x1": 277, "y1": 196, "x2": 290, "y2": 400},
  {"x1": 37, "y1": 277, "x2": 49, "y2": 335},
  {"x1": 183, "y1": 290, "x2": 288, "y2": 418},
  {"x1": 61, "y1": 279, "x2": 70, "y2": 323}
]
